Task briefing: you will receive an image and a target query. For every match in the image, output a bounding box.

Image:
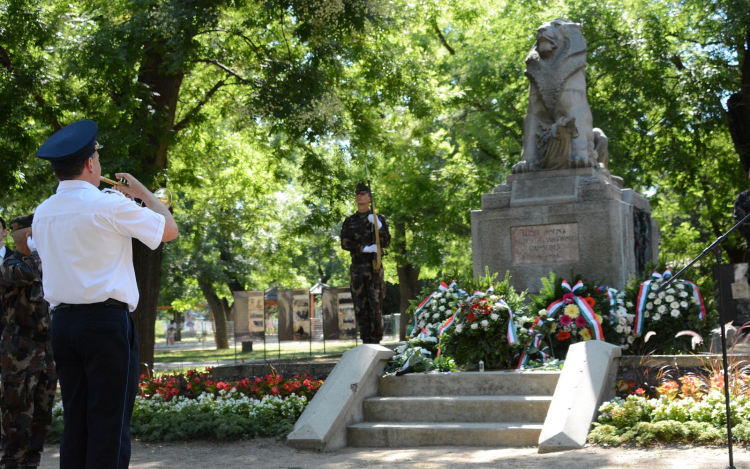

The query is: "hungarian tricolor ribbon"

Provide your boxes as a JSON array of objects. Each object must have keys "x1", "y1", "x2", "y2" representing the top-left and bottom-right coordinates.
[
  {"x1": 550, "y1": 279, "x2": 603, "y2": 340},
  {"x1": 634, "y1": 269, "x2": 705, "y2": 334},
  {"x1": 517, "y1": 317, "x2": 550, "y2": 369}
]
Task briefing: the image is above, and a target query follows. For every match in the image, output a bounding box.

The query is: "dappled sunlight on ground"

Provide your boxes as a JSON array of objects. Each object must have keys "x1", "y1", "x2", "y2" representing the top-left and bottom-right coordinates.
[{"x1": 40, "y1": 439, "x2": 749, "y2": 469}]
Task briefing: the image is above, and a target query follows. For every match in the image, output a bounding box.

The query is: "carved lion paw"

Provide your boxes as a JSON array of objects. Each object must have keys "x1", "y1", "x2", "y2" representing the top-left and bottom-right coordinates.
[
  {"x1": 569, "y1": 155, "x2": 596, "y2": 169},
  {"x1": 512, "y1": 160, "x2": 539, "y2": 174}
]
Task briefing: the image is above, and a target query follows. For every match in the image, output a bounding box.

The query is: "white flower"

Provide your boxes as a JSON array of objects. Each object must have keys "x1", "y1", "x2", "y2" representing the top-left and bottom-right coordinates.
[
  {"x1": 480, "y1": 320, "x2": 489, "y2": 328},
  {"x1": 692, "y1": 298, "x2": 700, "y2": 304},
  {"x1": 440, "y1": 298, "x2": 447, "y2": 304},
  {"x1": 680, "y1": 301, "x2": 688, "y2": 308},
  {"x1": 615, "y1": 325, "x2": 624, "y2": 333},
  {"x1": 539, "y1": 309, "x2": 548, "y2": 316},
  {"x1": 654, "y1": 298, "x2": 662, "y2": 305},
  {"x1": 627, "y1": 336, "x2": 635, "y2": 344},
  {"x1": 667, "y1": 288, "x2": 676, "y2": 294},
  {"x1": 658, "y1": 292, "x2": 666, "y2": 299},
  {"x1": 439, "y1": 305, "x2": 446, "y2": 312},
  {"x1": 434, "y1": 293, "x2": 442, "y2": 299},
  {"x1": 676, "y1": 283, "x2": 685, "y2": 290},
  {"x1": 646, "y1": 302, "x2": 653, "y2": 310},
  {"x1": 648, "y1": 292, "x2": 656, "y2": 299},
  {"x1": 432, "y1": 313, "x2": 440, "y2": 319},
  {"x1": 679, "y1": 291, "x2": 689, "y2": 298},
  {"x1": 490, "y1": 313, "x2": 499, "y2": 321},
  {"x1": 666, "y1": 295, "x2": 675, "y2": 303},
  {"x1": 625, "y1": 326, "x2": 632, "y2": 334},
  {"x1": 644, "y1": 311, "x2": 650, "y2": 318},
  {"x1": 520, "y1": 327, "x2": 528, "y2": 334},
  {"x1": 653, "y1": 313, "x2": 661, "y2": 321},
  {"x1": 626, "y1": 301, "x2": 634, "y2": 308},
  {"x1": 490, "y1": 295, "x2": 498, "y2": 301},
  {"x1": 670, "y1": 310, "x2": 680, "y2": 318},
  {"x1": 470, "y1": 323, "x2": 479, "y2": 330},
  {"x1": 618, "y1": 306, "x2": 627, "y2": 315},
  {"x1": 670, "y1": 301, "x2": 680, "y2": 309},
  {"x1": 623, "y1": 344, "x2": 630, "y2": 350},
  {"x1": 657, "y1": 305, "x2": 666, "y2": 313},
  {"x1": 455, "y1": 324, "x2": 463, "y2": 333}
]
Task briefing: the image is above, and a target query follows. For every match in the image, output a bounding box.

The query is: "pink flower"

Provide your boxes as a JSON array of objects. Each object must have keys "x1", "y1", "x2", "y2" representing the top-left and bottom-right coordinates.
[
  {"x1": 562, "y1": 293, "x2": 575, "y2": 304},
  {"x1": 575, "y1": 316, "x2": 588, "y2": 327},
  {"x1": 559, "y1": 314, "x2": 573, "y2": 326}
]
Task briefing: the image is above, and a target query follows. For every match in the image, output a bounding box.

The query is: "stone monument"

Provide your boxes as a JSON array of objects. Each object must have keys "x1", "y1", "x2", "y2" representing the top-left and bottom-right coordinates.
[{"x1": 471, "y1": 19, "x2": 659, "y2": 292}]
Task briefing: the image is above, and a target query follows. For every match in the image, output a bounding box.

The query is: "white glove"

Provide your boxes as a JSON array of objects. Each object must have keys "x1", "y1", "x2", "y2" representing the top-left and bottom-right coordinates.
[
  {"x1": 367, "y1": 214, "x2": 376, "y2": 225},
  {"x1": 26, "y1": 236, "x2": 37, "y2": 253},
  {"x1": 362, "y1": 244, "x2": 378, "y2": 253}
]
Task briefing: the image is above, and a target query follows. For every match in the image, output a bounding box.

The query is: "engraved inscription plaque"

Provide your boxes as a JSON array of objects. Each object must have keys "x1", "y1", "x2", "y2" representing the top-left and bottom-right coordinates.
[{"x1": 511, "y1": 223, "x2": 580, "y2": 265}]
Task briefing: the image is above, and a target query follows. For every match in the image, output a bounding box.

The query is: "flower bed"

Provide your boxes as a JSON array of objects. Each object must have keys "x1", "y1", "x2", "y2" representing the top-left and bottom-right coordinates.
[
  {"x1": 49, "y1": 370, "x2": 323, "y2": 442},
  {"x1": 590, "y1": 365, "x2": 750, "y2": 446}
]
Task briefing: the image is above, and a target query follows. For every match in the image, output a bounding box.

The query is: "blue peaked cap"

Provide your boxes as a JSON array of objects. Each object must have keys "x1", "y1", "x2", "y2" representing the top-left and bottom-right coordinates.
[{"x1": 37, "y1": 120, "x2": 99, "y2": 168}]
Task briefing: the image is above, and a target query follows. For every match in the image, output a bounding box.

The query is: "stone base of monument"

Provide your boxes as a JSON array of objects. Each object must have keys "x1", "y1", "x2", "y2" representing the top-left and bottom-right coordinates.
[{"x1": 471, "y1": 167, "x2": 659, "y2": 292}]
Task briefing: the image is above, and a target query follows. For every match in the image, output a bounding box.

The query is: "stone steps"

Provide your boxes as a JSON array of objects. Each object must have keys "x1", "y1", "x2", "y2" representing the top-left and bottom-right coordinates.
[
  {"x1": 363, "y1": 395, "x2": 552, "y2": 423},
  {"x1": 348, "y1": 371, "x2": 560, "y2": 447},
  {"x1": 348, "y1": 422, "x2": 545, "y2": 447}
]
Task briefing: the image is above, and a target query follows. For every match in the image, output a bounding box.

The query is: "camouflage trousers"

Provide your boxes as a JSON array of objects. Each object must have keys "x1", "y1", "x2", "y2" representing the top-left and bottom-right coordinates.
[
  {"x1": 349, "y1": 262, "x2": 385, "y2": 344},
  {"x1": 0, "y1": 333, "x2": 57, "y2": 469}
]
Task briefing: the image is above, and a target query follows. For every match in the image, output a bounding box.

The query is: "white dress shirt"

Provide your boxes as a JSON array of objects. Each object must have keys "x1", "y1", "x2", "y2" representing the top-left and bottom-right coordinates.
[
  {"x1": 33, "y1": 180, "x2": 165, "y2": 311},
  {"x1": 0, "y1": 245, "x2": 6, "y2": 258}
]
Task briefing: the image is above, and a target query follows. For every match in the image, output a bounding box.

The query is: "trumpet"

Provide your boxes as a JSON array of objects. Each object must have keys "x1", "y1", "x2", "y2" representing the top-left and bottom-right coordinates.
[{"x1": 100, "y1": 176, "x2": 173, "y2": 209}]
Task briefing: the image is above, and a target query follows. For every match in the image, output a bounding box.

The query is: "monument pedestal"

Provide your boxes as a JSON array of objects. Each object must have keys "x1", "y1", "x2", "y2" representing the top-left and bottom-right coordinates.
[{"x1": 471, "y1": 168, "x2": 658, "y2": 292}]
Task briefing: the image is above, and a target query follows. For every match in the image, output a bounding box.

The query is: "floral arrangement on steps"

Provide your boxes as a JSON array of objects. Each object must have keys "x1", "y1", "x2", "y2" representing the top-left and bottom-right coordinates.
[
  {"x1": 438, "y1": 271, "x2": 526, "y2": 370},
  {"x1": 621, "y1": 267, "x2": 717, "y2": 354},
  {"x1": 517, "y1": 272, "x2": 635, "y2": 367}
]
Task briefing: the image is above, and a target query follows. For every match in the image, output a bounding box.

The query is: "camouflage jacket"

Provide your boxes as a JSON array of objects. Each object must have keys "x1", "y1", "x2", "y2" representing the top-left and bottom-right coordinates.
[
  {"x1": 735, "y1": 190, "x2": 750, "y2": 237},
  {"x1": 0, "y1": 251, "x2": 50, "y2": 333},
  {"x1": 340, "y1": 211, "x2": 391, "y2": 264}
]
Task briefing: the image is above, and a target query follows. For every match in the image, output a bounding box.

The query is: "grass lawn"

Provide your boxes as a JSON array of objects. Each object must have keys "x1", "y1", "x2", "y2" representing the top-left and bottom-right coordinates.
[{"x1": 153, "y1": 340, "x2": 369, "y2": 364}]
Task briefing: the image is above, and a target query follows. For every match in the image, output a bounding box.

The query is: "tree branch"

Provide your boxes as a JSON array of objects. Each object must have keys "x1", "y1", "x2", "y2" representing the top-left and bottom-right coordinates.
[
  {"x1": 194, "y1": 59, "x2": 259, "y2": 87},
  {"x1": 173, "y1": 79, "x2": 225, "y2": 132},
  {"x1": 432, "y1": 19, "x2": 455, "y2": 55}
]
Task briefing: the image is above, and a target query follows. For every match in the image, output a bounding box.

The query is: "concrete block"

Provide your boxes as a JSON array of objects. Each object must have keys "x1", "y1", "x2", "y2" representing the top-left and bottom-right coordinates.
[
  {"x1": 378, "y1": 371, "x2": 560, "y2": 397},
  {"x1": 348, "y1": 422, "x2": 544, "y2": 447},
  {"x1": 537, "y1": 341, "x2": 621, "y2": 453},
  {"x1": 286, "y1": 344, "x2": 393, "y2": 451}
]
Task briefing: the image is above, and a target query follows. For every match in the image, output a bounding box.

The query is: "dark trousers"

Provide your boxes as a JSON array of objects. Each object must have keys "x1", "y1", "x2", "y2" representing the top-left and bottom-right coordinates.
[
  {"x1": 349, "y1": 263, "x2": 385, "y2": 344},
  {"x1": 51, "y1": 306, "x2": 139, "y2": 469}
]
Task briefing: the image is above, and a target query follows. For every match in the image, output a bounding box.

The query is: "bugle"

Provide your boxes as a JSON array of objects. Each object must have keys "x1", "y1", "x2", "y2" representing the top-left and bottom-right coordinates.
[{"x1": 100, "y1": 176, "x2": 173, "y2": 208}]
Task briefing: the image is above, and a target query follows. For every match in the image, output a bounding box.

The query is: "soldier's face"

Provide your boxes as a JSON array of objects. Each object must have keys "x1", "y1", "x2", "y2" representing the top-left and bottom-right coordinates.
[{"x1": 356, "y1": 192, "x2": 371, "y2": 205}]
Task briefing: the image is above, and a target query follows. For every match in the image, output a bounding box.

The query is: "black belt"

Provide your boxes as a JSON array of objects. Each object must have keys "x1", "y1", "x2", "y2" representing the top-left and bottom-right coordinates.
[
  {"x1": 10, "y1": 325, "x2": 50, "y2": 342},
  {"x1": 55, "y1": 298, "x2": 128, "y2": 311}
]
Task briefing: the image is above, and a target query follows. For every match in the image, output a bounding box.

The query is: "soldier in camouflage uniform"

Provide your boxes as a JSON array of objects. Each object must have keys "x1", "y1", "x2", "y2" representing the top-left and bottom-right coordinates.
[
  {"x1": 340, "y1": 182, "x2": 391, "y2": 344},
  {"x1": 0, "y1": 215, "x2": 57, "y2": 469}
]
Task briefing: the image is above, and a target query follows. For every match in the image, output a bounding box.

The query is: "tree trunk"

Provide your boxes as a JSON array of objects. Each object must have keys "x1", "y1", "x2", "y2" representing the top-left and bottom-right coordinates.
[
  {"x1": 198, "y1": 279, "x2": 230, "y2": 349},
  {"x1": 129, "y1": 50, "x2": 185, "y2": 374},
  {"x1": 727, "y1": 29, "x2": 750, "y2": 172},
  {"x1": 132, "y1": 240, "x2": 164, "y2": 377},
  {"x1": 393, "y1": 222, "x2": 420, "y2": 340}
]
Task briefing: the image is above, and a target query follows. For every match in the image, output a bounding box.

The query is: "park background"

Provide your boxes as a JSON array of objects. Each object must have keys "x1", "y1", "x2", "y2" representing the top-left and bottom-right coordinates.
[{"x1": 1, "y1": 0, "x2": 749, "y2": 374}]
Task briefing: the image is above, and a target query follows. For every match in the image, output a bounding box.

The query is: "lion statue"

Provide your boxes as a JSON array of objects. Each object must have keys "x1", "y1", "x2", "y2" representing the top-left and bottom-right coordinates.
[{"x1": 512, "y1": 19, "x2": 609, "y2": 174}]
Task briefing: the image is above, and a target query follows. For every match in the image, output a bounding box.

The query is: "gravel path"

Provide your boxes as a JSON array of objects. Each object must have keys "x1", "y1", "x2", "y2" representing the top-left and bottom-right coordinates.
[{"x1": 37, "y1": 439, "x2": 748, "y2": 468}]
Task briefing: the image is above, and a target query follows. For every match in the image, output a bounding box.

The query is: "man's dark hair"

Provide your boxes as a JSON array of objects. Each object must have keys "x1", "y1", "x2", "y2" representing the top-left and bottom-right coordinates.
[
  {"x1": 53, "y1": 158, "x2": 89, "y2": 180},
  {"x1": 0, "y1": 216, "x2": 5, "y2": 230}
]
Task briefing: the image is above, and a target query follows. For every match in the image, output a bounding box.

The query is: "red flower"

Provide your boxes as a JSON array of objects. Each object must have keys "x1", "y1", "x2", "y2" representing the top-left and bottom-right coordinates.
[
  {"x1": 467, "y1": 312, "x2": 477, "y2": 322},
  {"x1": 559, "y1": 314, "x2": 573, "y2": 326},
  {"x1": 562, "y1": 293, "x2": 575, "y2": 304},
  {"x1": 584, "y1": 296, "x2": 596, "y2": 308},
  {"x1": 557, "y1": 331, "x2": 571, "y2": 341},
  {"x1": 271, "y1": 386, "x2": 280, "y2": 395},
  {"x1": 634, "y1": 388, "x2": 645, "y2": 396},
  {"x1": 575, "y1": 316, "x2": 588, "y2": 327}
]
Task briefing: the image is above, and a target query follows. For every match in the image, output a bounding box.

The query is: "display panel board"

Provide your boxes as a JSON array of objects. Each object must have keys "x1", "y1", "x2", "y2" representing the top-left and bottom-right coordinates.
[
  {"x1": 232, "y1": 291, "x2": 265, "y2": 342},
  {"x1": 277, "y1": 289, "x2": 309, "y2": 341},
  {"x1": 321, "y1": 287, "x2": 351, "y2": 339},
  {"x1": 337, "y1": 291, "x2": 357, "y2": 339}
]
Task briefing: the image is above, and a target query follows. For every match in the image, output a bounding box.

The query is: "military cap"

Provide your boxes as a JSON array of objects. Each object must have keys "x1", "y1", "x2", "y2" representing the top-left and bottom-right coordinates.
[
  {"x1": 9, "y1": 214, "x2": 33, "y2": 233},
  {"x1": 36, "y1": 120, "x2": 102, "y2": 168},
  {"x1": 355, "y1": 181, "x2": 370, "y2": 194}
]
